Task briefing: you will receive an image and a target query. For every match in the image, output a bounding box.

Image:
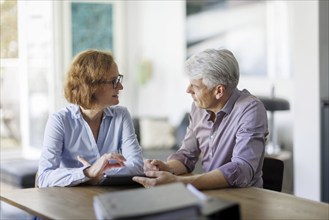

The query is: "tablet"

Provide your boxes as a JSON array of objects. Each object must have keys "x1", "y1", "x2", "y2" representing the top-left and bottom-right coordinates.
[{"x1": 100, "y1": 174, "x2": 147, "y2": 187}]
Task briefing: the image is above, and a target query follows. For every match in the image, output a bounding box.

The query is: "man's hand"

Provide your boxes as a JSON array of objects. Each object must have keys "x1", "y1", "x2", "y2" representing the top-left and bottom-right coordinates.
[
  {"x1": 132, "y1": 171, "x2": 178, "y2": 188},
  {"x1": 143, "y1": 159, "x2": 170, "y2": 172}
]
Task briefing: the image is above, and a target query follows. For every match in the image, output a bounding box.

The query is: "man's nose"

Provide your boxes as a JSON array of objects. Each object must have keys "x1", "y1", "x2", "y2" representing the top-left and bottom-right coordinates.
[{"x1": 186, "y1": 84, "x2": 192, "y2": 93}]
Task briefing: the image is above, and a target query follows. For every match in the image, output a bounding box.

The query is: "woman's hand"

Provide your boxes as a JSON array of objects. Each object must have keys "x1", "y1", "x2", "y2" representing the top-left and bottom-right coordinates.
[{"x1": 77, "y1": 153, "x2": 126, "y2": 184}]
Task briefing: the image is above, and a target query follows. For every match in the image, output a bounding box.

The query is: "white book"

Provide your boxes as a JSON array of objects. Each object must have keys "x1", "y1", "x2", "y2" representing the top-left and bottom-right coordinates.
[{"x1": 93, "y1": 183, "x2": 201, "y2": 220}]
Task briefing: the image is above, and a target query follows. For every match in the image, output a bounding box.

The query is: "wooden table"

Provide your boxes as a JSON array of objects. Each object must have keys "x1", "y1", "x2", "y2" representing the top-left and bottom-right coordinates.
[{"x1": 1, "y1": 186, "x2": 328, "y2": 220}]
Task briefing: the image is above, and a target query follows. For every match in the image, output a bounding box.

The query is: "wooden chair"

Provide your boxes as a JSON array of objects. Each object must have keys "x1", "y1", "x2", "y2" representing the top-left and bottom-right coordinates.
[{"x1": 262, "y1": 157, "x2": 284, "y2": 192}]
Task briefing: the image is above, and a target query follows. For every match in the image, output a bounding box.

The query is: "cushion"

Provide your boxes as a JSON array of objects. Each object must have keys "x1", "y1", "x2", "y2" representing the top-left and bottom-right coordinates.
[{"x1": 139, "y1": 118, "x2": 176, "y2": 149}]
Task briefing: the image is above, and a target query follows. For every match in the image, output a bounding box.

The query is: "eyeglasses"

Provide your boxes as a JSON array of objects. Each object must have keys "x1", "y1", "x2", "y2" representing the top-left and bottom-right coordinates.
[{"x1": 98, "y1": 74, "x2": 123, "y2": 89}]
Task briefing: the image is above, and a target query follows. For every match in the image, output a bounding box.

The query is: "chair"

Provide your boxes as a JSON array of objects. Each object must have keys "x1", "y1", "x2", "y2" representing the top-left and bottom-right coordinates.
[
  {"x1": 258, "y1": 96, "x2": 290, "y2": 155},
  {"x1": 262, "y1": 157, "x2": 284, "y2": 192}
]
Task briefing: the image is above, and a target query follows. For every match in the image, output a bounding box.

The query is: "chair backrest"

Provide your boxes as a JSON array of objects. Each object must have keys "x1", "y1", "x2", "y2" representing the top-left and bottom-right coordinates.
[{"x1": 262, "y1": 157, "x2": 284, "y2": 192}]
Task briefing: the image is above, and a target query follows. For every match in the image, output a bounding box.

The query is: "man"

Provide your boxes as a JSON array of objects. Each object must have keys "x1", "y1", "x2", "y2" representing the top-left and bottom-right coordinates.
[{"x1": 133, "y1": 48, "x2": 268, "y2": 190}]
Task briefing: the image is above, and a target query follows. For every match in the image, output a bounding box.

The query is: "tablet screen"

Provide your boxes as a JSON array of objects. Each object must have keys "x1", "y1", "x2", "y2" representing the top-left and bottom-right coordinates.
[{"x1": 100, "y1": 174, "x2": 147, "y2": 187}]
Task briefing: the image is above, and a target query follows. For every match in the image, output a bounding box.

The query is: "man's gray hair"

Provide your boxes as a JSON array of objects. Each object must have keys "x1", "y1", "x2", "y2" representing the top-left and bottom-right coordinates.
[{"x1": 185, "y1": 48, "x2": 240, "y2": 92}]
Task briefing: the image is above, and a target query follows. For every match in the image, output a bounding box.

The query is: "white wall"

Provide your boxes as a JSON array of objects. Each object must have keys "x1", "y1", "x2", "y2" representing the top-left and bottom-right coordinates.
[
  {"x1": 289, "y1": 1, "x2": 321, "y2": 201},
  {"x1": 122, "y1": 1, "x2": 190, "y2": 125},
  {"x1": 239, "y1": 1, "x2": 322, "y2": 201}
]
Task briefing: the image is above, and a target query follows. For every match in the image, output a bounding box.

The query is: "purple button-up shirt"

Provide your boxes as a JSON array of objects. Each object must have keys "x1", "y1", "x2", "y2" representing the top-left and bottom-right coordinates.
[{"x1": 168, "y1": 89, "x2": 268, "y2": 187}]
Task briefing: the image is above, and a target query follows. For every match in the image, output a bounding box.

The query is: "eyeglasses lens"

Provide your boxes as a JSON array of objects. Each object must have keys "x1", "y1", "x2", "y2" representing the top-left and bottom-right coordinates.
[{"x1": 112, "y1": 75, "x2": 123, "y2": 89}]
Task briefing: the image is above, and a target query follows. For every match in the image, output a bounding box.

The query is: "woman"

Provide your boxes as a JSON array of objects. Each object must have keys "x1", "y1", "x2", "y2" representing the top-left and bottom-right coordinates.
[{"x1": 37, "y1": 49, "x2": 144, "y2": 187}]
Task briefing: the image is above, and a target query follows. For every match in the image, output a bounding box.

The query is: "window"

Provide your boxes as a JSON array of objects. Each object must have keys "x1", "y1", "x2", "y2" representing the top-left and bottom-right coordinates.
[
  {"x1": 1, "y1": 0, "x2": 54, "y2": 158},
  {"x1": 1, "y1": 0, "x2": 21, "y2": 151},
  {"x1": 1, "y1": 0, "x2": 122, "y2": 158},
  {"x1": 186, "y1": 0, "x2": 291, "y2": 78}
]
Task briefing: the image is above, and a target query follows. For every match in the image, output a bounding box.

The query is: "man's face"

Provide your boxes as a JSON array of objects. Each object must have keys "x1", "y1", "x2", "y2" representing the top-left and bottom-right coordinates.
[{"x1": 186, "y1": 78, "x2": 216, "y2": 110}]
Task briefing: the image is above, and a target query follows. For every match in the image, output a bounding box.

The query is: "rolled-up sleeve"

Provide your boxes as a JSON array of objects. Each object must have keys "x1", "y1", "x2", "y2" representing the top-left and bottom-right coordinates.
[{"x1": 219, "y1": 99, "x2": 267, "y2": 187}]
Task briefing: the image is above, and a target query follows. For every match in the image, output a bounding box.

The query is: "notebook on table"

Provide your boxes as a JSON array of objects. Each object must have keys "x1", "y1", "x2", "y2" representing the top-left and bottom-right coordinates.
[
  {"x1": 93, "y1": 183, "x2": 201, "y2": 220},
  {"x1": 93, "y1": 182, "x2": 241, "y2": 220}
]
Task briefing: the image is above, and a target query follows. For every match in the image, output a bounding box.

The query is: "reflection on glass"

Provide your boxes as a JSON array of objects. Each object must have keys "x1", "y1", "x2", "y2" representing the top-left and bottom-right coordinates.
[
  {"x1": 186, "y1": 0, "x2": 267, "y2": 76},
  {"x1": 71, "y1": 2, "x2": 113, "y2": 57}
]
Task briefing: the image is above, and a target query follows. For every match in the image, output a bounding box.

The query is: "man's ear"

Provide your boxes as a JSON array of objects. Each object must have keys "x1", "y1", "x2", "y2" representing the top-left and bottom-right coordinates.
[{"x1": 215, "y1": 85, "x2": 225, "y2": 99}]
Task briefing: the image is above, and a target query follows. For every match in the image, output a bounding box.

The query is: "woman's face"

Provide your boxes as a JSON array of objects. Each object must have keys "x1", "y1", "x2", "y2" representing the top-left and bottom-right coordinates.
[{"x1": 94, "y1": 62, "x2": 123, "y2": 108}]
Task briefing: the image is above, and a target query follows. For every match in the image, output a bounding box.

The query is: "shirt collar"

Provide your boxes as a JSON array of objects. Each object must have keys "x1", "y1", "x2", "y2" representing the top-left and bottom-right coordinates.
[
  {"x1": 71, "y1": 105, "x2": 81, "y2": 119},
  {"x1": 103, "y1": 107, "x2": 114, "y2": 118},
  {"x1": 70, "y1": 104, "x2": 114, "y2": 119},
  {"x1": 204, "y1": 88, "x2": 241, "y2": 120},
  {"x1": 217, "y1": 88, "x2": 241, "y2": 116}
]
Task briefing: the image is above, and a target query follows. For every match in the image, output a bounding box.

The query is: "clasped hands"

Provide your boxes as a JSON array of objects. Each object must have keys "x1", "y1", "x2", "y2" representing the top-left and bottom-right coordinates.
[{"x1": 132, "y1": 159, "x2": 178, "y2": 188}]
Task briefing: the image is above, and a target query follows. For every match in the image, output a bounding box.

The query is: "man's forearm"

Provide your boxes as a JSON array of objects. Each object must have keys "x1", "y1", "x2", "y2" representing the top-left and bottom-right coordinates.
[
  {"x1": 178, "y1": 169, "x2": 229, "y2": 190},
  {"x1": 166, "y1": 160, "x2": 188, "y2": 175}
]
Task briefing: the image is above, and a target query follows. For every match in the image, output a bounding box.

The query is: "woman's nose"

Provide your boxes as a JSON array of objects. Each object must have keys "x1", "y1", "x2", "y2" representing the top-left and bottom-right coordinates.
[{"x1": 117, "y1": 82, "x2": 123, "y2": 90}]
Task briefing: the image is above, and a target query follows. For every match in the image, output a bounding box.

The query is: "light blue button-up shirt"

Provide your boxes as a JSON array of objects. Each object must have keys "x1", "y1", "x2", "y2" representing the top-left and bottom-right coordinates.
[{"x1": 37, "y1": 104, "x2": 144, "y2": 187}]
